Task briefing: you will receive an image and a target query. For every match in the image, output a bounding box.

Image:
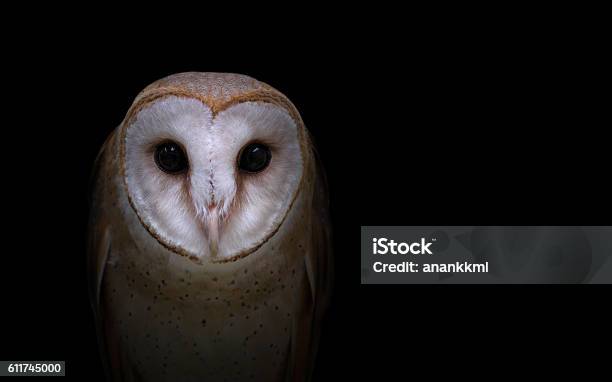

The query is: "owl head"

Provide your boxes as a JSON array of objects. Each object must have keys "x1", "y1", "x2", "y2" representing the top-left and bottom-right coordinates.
[{"x1": 119, "y1": 73, "x2": 309, "y2": 264}]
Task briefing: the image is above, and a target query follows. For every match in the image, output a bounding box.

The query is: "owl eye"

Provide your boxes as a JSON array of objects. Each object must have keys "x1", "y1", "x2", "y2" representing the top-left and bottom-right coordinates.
[
  {"x1": 238, "y1": 143, "x2": 272, "y2": 173},
  {"x1": 154, "y1": 141, "x2": 188, "y2": 174}
]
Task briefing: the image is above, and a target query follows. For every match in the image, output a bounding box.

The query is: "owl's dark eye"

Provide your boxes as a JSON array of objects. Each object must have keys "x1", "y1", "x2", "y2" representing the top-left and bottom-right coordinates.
[
  {"x1": 238, "y1": 143, "x2": 271, "y2": 173},
  {"x1": 154, "y1": 141, "x2": 188, "y2": 174}
]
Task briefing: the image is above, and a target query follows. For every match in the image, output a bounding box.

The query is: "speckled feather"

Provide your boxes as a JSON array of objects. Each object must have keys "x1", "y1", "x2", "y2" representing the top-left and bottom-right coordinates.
[{"x1": 87, "y1": 73, "x2": 332, "y2": 382}]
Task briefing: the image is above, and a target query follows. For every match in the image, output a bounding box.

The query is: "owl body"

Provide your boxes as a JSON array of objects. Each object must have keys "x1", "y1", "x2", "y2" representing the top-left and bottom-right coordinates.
[{"x1": 88, "y1": 73, "x2": 331, "y2": 382}]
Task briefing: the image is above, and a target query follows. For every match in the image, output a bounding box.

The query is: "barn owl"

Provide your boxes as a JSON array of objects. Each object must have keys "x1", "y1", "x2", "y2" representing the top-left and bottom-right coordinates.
[{"x1": 87, "y1": 72, "x2": 332, "y2": 382}]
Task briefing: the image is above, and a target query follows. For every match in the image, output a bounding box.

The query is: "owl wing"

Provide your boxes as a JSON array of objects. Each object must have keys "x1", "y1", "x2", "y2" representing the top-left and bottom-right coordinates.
[
  {"x1": 288, "y1": 147, "x2": 333, "y2": 381},
  {"x1": 87, "y1": 133, "x2": 135, "y2": 381},
  {"x1": 87, "y1": 132, "x2": 114, "y2": 315},
  {"x1": 87, "y1": 216, "x2": 115, "y2": 381},
  {"x1": 86, "y1": 133, "x2": 113, "y2": 377}
]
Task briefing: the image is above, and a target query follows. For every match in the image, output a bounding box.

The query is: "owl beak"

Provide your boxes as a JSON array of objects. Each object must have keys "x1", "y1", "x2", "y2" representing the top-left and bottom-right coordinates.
[{"x1": 204, "y1": 205, "x2": 220, "y2": 258}]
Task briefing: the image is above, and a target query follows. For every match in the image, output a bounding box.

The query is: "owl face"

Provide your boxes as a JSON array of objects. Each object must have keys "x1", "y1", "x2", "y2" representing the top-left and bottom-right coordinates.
[{"x1": 121, "y1": 96, "x2": 304, "y2": 263}]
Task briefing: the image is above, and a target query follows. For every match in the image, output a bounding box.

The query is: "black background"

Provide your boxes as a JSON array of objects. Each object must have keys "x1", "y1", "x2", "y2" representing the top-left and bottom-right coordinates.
[{"x1": 2, "y1": 15, "x2": 610, "y2": 380}]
